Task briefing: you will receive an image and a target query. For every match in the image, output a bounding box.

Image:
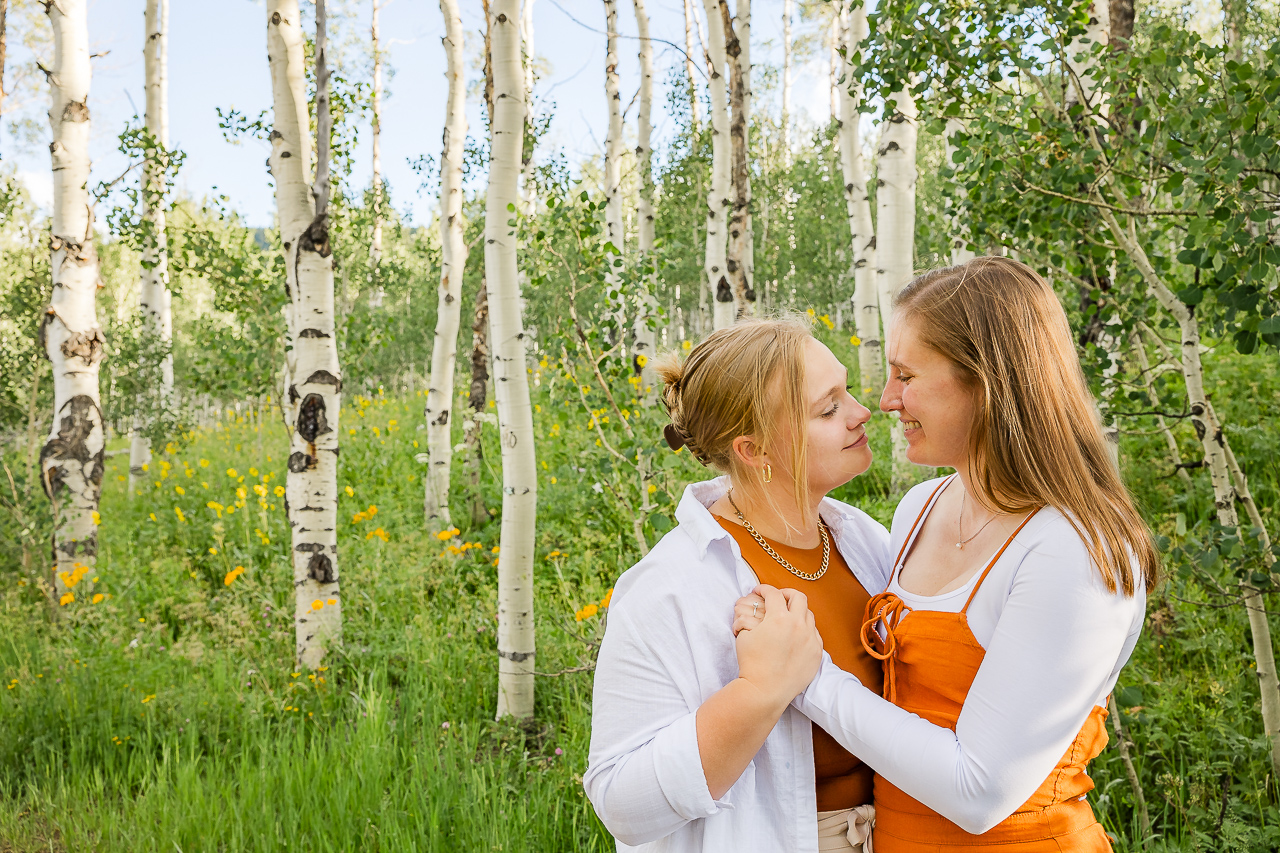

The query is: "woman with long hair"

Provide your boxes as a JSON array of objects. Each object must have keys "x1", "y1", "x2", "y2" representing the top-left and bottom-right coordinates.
[
  {"x1": 585, "y1": 317, "x2": 889, "y2": 852},
  {"x1": 735, "y1": 257, "x2": 1159, "y2": 851}
]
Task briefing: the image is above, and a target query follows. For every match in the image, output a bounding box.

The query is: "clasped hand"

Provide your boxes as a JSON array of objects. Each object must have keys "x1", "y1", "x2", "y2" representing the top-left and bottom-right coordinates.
[{"x1": 733, "y1": 585, "x2": 823, "y2": 706}]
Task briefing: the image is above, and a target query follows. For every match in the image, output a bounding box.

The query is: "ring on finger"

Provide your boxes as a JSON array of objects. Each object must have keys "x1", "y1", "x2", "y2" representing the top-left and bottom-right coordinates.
[{"x1": 751, "y1": 602, "x2": 760, "y2": 618}]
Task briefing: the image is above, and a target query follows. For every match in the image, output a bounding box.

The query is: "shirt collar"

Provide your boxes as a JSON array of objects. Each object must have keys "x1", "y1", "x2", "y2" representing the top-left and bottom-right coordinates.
[{"x1": 673, "y1": 476, "x2": 858, "y2": 559}]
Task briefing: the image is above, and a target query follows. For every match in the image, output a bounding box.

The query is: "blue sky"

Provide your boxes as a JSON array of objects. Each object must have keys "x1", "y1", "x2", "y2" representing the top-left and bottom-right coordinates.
[{"x1": 2, "y1": 0, "x2": 836, "y2": 228}]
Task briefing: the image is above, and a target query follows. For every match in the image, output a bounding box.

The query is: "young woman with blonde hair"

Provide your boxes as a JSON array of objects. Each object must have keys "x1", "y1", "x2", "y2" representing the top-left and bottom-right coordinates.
[
  {"x1": 585, "y1": 317, "x2": 890, "y2": 852},
  {"x1": 736, "y1": 257, "x2": 1160, "y2": 851}
]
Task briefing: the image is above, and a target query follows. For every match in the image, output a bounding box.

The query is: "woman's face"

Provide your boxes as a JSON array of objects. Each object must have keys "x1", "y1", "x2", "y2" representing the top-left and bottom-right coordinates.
[
  {"x1": 880, "y1": 317, "x2": 978, "y2": 469},
  {"x1": 775, "y1": 337, "x2": 873, "y2": 496}
]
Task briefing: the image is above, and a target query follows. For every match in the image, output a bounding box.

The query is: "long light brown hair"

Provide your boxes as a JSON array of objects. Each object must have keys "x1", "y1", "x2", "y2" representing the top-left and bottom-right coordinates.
[
  {"x1": 655, "y1": 317, "x2": 818, "y2": 527},
  {"x1": 895, "y1": 257, "x2": 1159, "y2": 595}
]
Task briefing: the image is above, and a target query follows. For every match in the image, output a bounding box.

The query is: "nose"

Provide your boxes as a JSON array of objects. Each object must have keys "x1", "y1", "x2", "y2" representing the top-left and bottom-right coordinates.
[
  {"x1": 848, "y1": 397, "x2": 872, "y2": 429},
  {"x1": 880, "y1": 378, "x2": 902, "y2": 414}
]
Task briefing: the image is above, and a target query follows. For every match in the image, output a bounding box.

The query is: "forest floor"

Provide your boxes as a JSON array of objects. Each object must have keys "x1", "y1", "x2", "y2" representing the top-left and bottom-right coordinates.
[{"x1": 0, "y1": 331, "x2": 1277, "y2": 851}]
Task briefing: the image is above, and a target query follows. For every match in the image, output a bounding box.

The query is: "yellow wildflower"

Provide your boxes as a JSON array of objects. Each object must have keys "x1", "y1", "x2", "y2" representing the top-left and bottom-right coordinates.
[
  {"x1": 199, "y1": 459, "x2": 209, "y2": 468},
  {"x1": 366, "y1": 527, "x2": 390, "y2": 542},
  {"x1": 311, "y1": 600, "x2": 324, "y2": 611},
  {"x1": 224, "y1": 566, "x2": 245, "y2": 586},
  {"x1": 175, "y1": 486, "x2": 185, "y2": 496},
  {"x1": 275, "y1": 486, "x2": 285, "y2": 497},
  {"x1": 91, "y1": 511, "x2": 101, "y2": 525},
  {"x1": 345, "y1": 485, "x2": 354, "y2": 497},
  {"x1": 92, "y1": 593, "x2": 105, "y2": 604},
  {"x1": 602, "y1": 588, "x2": 614, "y2": 608},
  {"x1": 226, "y1": 468, "x2": 238, "y2": 478},
  {"x1": 174, "y1": 507, "x2": 186, "y2": 524},
  {"x1": 635, "y1": 354, "x2": 648, "y2": 368},
  {"x1": 849, "y1": 335, "x2": 861, "y2": 346},
  {"x1": 682, "y1": 340, "x2": 692, "y2": 351},
  {"x1": 59, "y1": 592, "x2": 74, "y2": 606}
]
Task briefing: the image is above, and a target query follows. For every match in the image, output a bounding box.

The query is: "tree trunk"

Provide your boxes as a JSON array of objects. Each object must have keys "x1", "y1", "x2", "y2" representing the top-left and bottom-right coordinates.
[
  {"x1": 721, "y1": 0, "x2": 753, "y2": 320},
  {"x1": 486, "y1": 0, "x2": 537, "y2": 720},
  {"x1": 465, "y1": 285, "x2": 490, "y2": 528},
  {"x1": 41, "y1": 0, "x2": 105, "y2": 605},
  {"x1": 368, "y1": 0, "x2": 385, "y2": 307},
  {"x1": 128, "y1": 0, "x2": 173, "y2": 498},
  {"x1": 268, "y1": 0, "x2": 343, "y2": 670},
  {"x1": 1, "y1": 0, "x2": 9, "y2": 120},
  {"x1": 631, "y1": 0, "x2": 658, "y2": 395},
  {"x1": 945, "y1": 118, "x2": 975, "y2": 265},
  {"x1": 519, "y1": 0, "x2": 536, "y2": 213},
  {"x1": 875, "y1": 85, "x2": 918, "y2": 492},
  {"x1": 1222, "y1": 0, "x2": 1244, "y2": 64},
  {"x1": 1131, "y1": 326, "x2": 1193, "y2": 490},
  {"x1": 602, "y1": 0, "x2": 625, "y2": 335},
  {"x1": 682, "y1": 0, "x2": 700, "y2": 131},
  {"x1": 780, "y1": 0, "x2": 792, "y2": 169},
  {"x1": 836, "y1": 1, "x2": 880, "y2": 402},
  {"x1": 1097, "y1": 200, "x2": 1280, "y2": 777},
  {"x1": 700, "y1": 0, "x2": 732, "y2": 329},
  {"x1": 425, "y1": 0, "x2": 467, "y2": 531}
]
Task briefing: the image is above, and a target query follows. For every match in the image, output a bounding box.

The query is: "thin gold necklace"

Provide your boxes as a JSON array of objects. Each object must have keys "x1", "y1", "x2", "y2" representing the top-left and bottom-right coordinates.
[
  {"x1": 956, "y1": 488, "x2": 999, "y2": 549},
  {"x1": 727, "y1": 490, "x2": 830, "y2": 581}
]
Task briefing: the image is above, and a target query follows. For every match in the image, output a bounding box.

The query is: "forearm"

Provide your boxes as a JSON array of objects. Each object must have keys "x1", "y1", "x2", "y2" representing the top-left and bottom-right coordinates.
[{"x1": 697, "y1": 677, "x2": 791, "y2": 800}]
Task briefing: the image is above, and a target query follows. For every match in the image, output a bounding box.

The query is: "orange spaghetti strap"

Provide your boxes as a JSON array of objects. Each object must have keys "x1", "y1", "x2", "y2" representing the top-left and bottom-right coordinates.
[
  {"x1": 960, "y1": 507, "x2": 1043, "y2": 613},
  {"x1": 887, "y1": 475, "x2": 956, "y2": 591}
]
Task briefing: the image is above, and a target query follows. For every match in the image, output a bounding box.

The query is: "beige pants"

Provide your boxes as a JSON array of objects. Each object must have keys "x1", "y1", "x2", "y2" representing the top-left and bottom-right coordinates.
[{"x1": 817, "y1": 805, "x2": 875, "y2": 853}]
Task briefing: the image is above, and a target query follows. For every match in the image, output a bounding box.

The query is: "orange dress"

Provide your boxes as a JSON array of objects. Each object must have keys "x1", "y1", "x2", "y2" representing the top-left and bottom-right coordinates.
[
  {"x1": 861, "y1": 480, "x2": 1114, "y2": 852},
  {"x1": 717, "y1": 516, "x2": 882, "y2": 811}
]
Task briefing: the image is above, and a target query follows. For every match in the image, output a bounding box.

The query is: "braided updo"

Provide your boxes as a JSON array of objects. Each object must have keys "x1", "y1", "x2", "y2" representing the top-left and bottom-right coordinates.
[{"x1": 655, "y1": 316, "x2": 815, "y2": 514}]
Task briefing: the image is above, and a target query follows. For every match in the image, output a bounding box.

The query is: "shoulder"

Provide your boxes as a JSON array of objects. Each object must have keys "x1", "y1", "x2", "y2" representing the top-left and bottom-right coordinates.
[
  {"x1": 1008, "y1": 506, "x2": 1143, "y2": 604},
  {"x1": 891, "y1": 476, "x2": 952, "y2": 533},
  {"x1": 609, "y1": 522, "x2": 738, "y2": 629}
]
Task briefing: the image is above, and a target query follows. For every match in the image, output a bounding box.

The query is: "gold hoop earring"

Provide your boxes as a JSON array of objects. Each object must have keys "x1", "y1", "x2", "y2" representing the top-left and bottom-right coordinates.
[{"x1": 762, "y1": 463, "x2": 773, "y2": 484}]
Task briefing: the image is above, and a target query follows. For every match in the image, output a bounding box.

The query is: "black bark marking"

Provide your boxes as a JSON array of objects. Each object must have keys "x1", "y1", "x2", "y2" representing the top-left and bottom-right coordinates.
[
  {"x1": 39, "y1": 395, "x2": 104, "y2": 500},
  {"x1": 298, "y1": 328, "x2": 331, "y2": 338},
  {"x1": 432, "y1": 409, "x2": 450, "y2": 426},
  {"x1": 715, "y1": 276, "x2": 733, "y2": 303},
  {"x1": 308, "y1": 553, "x2": 336, "y2": 584},
  {"x1": 288, "y1": 451, "x2": 313, "y2": 473},
  {"x1": 295, "y1": 542, "x2": 325, "y2": 552},
  {"x1": 499, "y1": 648, "x2": 533, "y2": 662},
  {"x1": 297, "y1": 394, "x2": 330, "y2": 444},
  {"x1": 60, "y1": 327, "x2": 106, "y2": 365},
  {"x1": 299, "y1": 213, "x2": 331, "y2": 257},
  {"x1": 288, "y1": 384, "x2": 300, "y2": 405},
  {"x1": 271, "y1": 11, "x2": 281, "y2": 25},
  {"x1": 62, "y1": 101, "x2": 89, "y2": 123},
  {"x1": 303, "y1": 370, "x2": 341, "y2": 390}
]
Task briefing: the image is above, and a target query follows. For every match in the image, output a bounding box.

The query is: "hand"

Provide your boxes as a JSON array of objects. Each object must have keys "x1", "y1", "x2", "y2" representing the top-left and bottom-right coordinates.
[
  {"x1": 734, "y1": 584, "x2": 823, "y2": 708},
  {"x1": 732, "y1": 592, "x2": 766, "y2": 636}
]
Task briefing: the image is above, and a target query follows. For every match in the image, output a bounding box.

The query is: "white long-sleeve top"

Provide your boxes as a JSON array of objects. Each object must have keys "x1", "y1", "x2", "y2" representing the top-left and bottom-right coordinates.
[
  {"x1": 585, "y1": 477, "x2": 891, "y2": 853},
  {"x1": 795, "y1": 476, "x2": 1146, "y2": 835}
]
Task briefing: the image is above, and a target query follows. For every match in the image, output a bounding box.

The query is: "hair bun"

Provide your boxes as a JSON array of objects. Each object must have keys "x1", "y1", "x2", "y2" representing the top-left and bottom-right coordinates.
[{"x1": 663, "y1": 423, "x2": 686, "y2": 452}]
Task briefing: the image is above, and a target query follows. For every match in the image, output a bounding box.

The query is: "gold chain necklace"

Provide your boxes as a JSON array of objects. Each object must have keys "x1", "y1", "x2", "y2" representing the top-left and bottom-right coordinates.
[{"x1": 727, "y1": 491, "x2": 830, "y2": 581}]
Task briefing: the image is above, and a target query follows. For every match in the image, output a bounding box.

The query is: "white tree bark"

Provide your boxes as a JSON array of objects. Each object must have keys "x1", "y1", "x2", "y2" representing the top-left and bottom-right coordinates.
[
  {"x1": 41, "y1": 0, "x2": 104, "y2": 601},
  {"x1": 603, "y1": 0, "x2": 625, "y2": 324},
  {"x1": 486, "y1": 0, "x2": 537, "y2": 720},
  {"x1": 837, "y1": 2, "x2": 880, "y2": 401},
  {"x1": 268, "y1": 0, "x2": 343, "y2": 669},
  {"x1": 128, "y1": 0, "x2": 172, "y2": 497},
  {"x1": 631, "y1": 0, "x2": 658, "y2": 395},
  {"x1": 701, "y1": 0, "x2": 733, "y2": 328},
  {"x1": 875, "y1": 84, "x2": 918, "y2": 491},
  {"x1": 1064, "y1": 1, "x2": 1109, "y2": 114},
  {"x1": 945, "y1": 119, "x2": 975, "y2": 265},
  {"x1": 781, "y1": 0, "x2": 792, "y2": 168},
  {"x1": 722, "y1": 0, "x2": 753, "y2": 319},
  {"x1": 682, "y1": 0, "x2": 700, "y2": 131},
  {"x1": 424, "y1": 0, "x2": 467, "y2": 531},
  {"x1": 370, "y1": 0, "x2": 383, "y2": 272}
]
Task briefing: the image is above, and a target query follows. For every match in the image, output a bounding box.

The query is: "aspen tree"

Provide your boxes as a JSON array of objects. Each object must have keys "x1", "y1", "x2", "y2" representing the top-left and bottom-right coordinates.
[
  {"x1": 836, "y1": 1, "x2": 880, "y2": 400},
  {"x1": 875, "y1": 83, "x2": 918, "y2": 492},
  {"x1": 128, "y1": 0, "x2": 173, "y2": 497},
  {"x1": 631, "y1": 0, "x2": 659, "y2": 394},
  {"x1": 424, "y1": 0, "x2": 467, "y2": 531},
  {"x1": 486, "y1": 0, "x2": 537, "y2": 720},
  {"x1": 1, "y1": 0, "x2": 8, "y2": 122},
  {"x1": 40, "y1": 0, "x2": 104, "y2": 602},
  {"x1": 944, "y1": 117, "x2": 975, "y2": 266},
  {"x1": 602, "y1": 0, "x2": 625, "y2": 330},
  {"x1": 700, "y1": 0, "x2": 732, "y2": 329},
  {"x1": 267, "y1": 0, "x2": 343, "y2": 669},
  {"x1": 369, "y1": 0, "x2": 384, "y2": 305},
  {"x1": 780, "y1": 0, "x2": 792, "y2": 167},
  {"x1": 721, "y1": 0, "x2": 753, "y2": 319},
  {"x1": 681, "y1": 0, "x2": 700, "y2": 131}
]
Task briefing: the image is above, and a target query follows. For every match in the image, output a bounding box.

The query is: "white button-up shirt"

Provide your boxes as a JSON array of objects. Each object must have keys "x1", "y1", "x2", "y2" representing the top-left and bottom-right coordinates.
[{"x1": 585, "y1": 477, "x2": 891, "y2": 852}]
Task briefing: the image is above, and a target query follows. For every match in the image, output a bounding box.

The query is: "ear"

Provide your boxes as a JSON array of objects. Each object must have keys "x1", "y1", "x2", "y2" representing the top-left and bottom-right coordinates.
[{"x1": 730, "y1": 435, "x2": 766, "y2": 471}]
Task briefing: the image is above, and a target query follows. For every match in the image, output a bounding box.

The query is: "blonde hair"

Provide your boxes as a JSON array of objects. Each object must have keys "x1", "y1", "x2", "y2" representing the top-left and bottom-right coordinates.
[
  {"x1": 656, "y1": 317, "x2": 817, "y2": 527},
  {"x1": 895, "y1": 256, "x2": 1159, "y2": 595}
]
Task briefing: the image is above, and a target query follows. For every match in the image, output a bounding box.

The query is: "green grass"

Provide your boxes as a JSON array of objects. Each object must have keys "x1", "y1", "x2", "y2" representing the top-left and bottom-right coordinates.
[{"x1": 0, "y1": 335, "x2": 1277, "y2": 850}]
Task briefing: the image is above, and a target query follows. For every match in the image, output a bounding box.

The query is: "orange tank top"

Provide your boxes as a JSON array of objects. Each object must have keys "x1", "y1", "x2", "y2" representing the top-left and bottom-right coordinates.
[
  {"x1": 861, "y1": 476, "x2": 1114, "y2": 852},
  {"x1": 717, "y1": 515, "x2": 881, "y2": 811}
]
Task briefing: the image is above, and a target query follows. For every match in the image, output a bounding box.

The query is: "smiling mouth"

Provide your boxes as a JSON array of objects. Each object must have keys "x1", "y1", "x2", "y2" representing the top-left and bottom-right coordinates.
[
  {"x1": 844, "y1": 433, "x2": 869, "y2": 449},
  {"x1": 901, "y1": 420, "x2": 921, "y2": 430}
]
